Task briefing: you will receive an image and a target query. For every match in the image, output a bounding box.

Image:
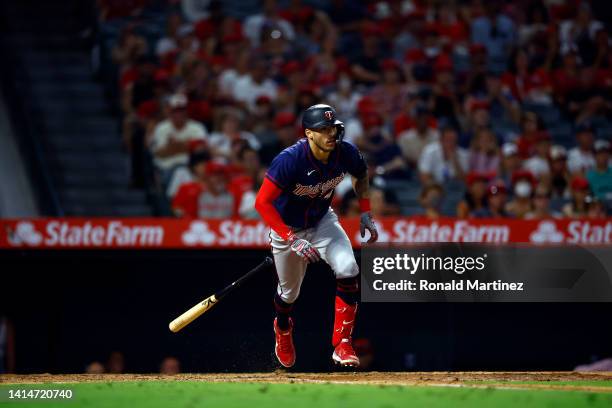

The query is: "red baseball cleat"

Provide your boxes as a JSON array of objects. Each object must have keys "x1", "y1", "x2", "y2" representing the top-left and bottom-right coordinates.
[
  {"x1": 332, "y1": 338, "x2": 360, "y2": 367},
  {"x1": 274, "y1": 318, "x2": 296, "y2": 368},
  {"x1": 331, "y1": 296, "x2": 360, "y2": 367}
]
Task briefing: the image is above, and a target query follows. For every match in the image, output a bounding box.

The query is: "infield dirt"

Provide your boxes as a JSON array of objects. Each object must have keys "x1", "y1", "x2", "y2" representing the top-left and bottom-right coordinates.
[{"x1": 2, "y1": 372, "x2": 611, "y2": 393}]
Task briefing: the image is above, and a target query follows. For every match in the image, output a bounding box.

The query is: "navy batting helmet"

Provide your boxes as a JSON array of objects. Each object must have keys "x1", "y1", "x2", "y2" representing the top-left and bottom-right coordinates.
[{"x1": 302, "y1": 104, "x2": 345, "y2": 142}]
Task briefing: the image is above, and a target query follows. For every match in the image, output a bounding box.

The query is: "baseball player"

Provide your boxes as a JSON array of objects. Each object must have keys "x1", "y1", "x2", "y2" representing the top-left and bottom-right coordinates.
[{"x1": 254, "y1": 104, "x2": 378, "y2": 368}]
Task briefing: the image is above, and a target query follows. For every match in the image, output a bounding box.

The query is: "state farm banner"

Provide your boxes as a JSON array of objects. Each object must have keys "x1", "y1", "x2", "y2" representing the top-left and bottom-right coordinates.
[{"x1": 0, "y1": 217, "x2": 611, "y2": 249}]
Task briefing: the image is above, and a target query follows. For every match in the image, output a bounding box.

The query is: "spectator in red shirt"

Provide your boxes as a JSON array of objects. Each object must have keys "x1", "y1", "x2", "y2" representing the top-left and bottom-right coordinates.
[
  {"x1": 502, "y1": 48, "x2": 553, "y2": 105},
  {"x1": 368, "y1": 59, "x2": 411, "y2": 123},
  {"x1": 516, "y1": 111, "x2": 544, "y2": 158},
  {"x1": 552, "y1": 44, "x2": 581, "y2": 108},
  {"x1": 172, "y1": 162, "x2": 235, "y2": 219},
  {"x1": 229, "y1": 146, "x2": 265, "y2": 219}
]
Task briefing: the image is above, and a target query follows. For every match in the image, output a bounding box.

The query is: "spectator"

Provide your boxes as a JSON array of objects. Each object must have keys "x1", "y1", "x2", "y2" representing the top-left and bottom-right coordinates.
[
  {"x1": 209, "y1": 109, "x2": 260, "y2": 160},
  {"x1": 155, "y1": 14, "x2": 184, "y2": 58},
  {"x1": 243, "y1": 0, "x2": 295, "y2": 47},
  {"x1": 159, "y1": 356, "x2": 181, "y2": 375},
  {"x1": 469, "y1": 128, "x2": 500, "y2": 173},
  {"x1": 166, "y1": 144, "x2": 209, "y2": 200},
  {"x1": 502, "y1": 48, "x2": 553, "y2": 105},
  {"x1": 368, "y1": 59, "x2": 410, "y2": 122},
  {"x1": 259, "y1": 112, "x2": 298, "y2": 165},
  {"x1": 419, "y1": 183, "x2": 445, "y2": 219},
  {"x1": 471, "y1": 2, "x2": 517, "y2": 66},
  {"x1": 558, "y1": 2, "x2": 603, "y2": 66},
  {"x1": 516, "y1": 111, "x2": 544, "y2": 158},
  {"x1": 355, "y1": 112, "x2": 406, "y2": 178},
  {"x1": 419, "y1": 127, "x2": 468, "y2": 184},
  {"x1": 486, "y1": 180, "x2": 509, "y2": 217},
  {"x1": 149, "y1": 94, "x2": 208, "y2": 182},
  {"x1": 526, "y1": 184, "x2": 560, "y2": 219},
  {"x1": 343, "y1": 96, "x2": 374, "y2": 144},
  {"x1": 232, "y1": 146, "x2": 265, "y2": 219},
  {"x1": 232, "y1": 57, "x2": 279, "y2": 111},
  {"x1": 431, "y1": 56, "x2": 460, "y2": 128},
  {"x1": 106, "y1": 351, "x2": 125, "y2": 374},
  {"x1": 483, "y1": 72, "x2": 521, "y2": 124},
  {"x1": 327, "y1": 73, "x2": 362, "y2": 120},
  {"x1": 586, "y1": 196, "x2": 607, "y2": 218},
  {"x1": 562, "y1": 176, "x2": 591, "y2": 218},
  {"x1": 523, "y1": 131, "x2": 552, "y2": 179},
  {"x1": 398, "y1": 105, "x2": 440, "y2": 167},
  {"x1": 111, "y1": 24, "x2": 148, "y2": 70},
  {"x1": 219, "y1": 48, "x2": 252, "y2": 99},
  {"x1": 182, "y1": 0, "x2": 220, "y2": 23},
  {"x1": 549, "y1": 145, "x2": 571, "y2": 198},
  {"x1": 370, "y1": 187, "x2": 400, "y2": 217},
  {"x1": 567, "y1": 122, "x2": 595, "y2": 175},
  {"x1": 553, "y1": 44, "x2": 581, "y2": 111},
  {"x1": 462, "y1": 100, "x2": 491, "y2": 149},
  {"x1": 249, "y1": 95, "x2": 276, "y2": 141},
  {"x1": 586, "y1": 140, "x2": 612, "y2": 200},
  {"x1": 85, "y1": 361, "x2": 105, "y2": 374},
  {"x1": 566, "y1": 67, "x2": 610, "y2": 124},
  {"x1": 0, "y1": 316, "x2": 15, "y2": 373},
  {"x1": 98, "y1": 0, "x2": 146, "y2": 21},
  {"x1": 351, "y1": 23, "x2": 384, "y2": 86},
  {"x1": 506, "y1": 170, "x2": 535, "y2": 218},
  {"x1": 172, "y1": 162, "x2": 235, "y2": 218},
  {"x1": 456, "y1": 172, "x2": 491, "y2": 218},
  {"x1": 498, "y1": 142, "x2": 522, "y2": 187}
]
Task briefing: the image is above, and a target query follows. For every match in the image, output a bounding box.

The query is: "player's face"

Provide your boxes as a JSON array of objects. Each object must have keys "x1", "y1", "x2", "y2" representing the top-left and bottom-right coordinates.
[{"x1": 306, "y1": 126, "x2": 338, "y2": 152}]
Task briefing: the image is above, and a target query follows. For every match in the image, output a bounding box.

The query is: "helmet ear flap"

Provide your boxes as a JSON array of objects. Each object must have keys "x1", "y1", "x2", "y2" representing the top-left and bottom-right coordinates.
[{"x1": 336, "y1": 124, "x2": 345, "y2": 143}]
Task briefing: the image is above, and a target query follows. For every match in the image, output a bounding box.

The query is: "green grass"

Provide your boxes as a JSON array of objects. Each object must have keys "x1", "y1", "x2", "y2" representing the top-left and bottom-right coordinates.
[
  {"x1": 1, "y1": 381, "x2": 612, "y2": 408},
  {"x1": 466, "y1": 380, "x2": 612, "y2": 388}
]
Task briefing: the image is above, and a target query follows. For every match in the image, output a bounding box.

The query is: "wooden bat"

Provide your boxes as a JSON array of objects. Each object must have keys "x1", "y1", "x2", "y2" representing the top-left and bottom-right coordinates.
[{"x1": 169, "y1": 257, "x2": 274, "y2": 333}]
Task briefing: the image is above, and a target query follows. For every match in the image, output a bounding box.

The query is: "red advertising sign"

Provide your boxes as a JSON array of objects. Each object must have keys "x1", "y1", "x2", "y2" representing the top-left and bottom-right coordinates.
[{"x1": 1, "y1": 217, "x2": 611, "y2": 249}]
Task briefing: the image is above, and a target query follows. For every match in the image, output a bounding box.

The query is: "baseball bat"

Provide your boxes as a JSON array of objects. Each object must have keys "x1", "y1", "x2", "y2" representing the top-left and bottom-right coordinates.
[{"x1": 169, "y1": 257, "x2": 274, "y2": 333}]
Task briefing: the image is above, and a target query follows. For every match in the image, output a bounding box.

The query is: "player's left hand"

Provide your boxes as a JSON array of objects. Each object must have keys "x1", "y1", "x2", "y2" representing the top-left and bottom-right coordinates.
[{"x1": 360, "y1": 212, "x2": 378, "y2": 243}]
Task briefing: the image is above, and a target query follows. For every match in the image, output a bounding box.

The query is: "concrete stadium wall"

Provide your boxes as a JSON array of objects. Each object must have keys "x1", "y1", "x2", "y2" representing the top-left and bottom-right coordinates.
[{"x1": 0, "y1": 96, "x2": 38, "y2": 217}]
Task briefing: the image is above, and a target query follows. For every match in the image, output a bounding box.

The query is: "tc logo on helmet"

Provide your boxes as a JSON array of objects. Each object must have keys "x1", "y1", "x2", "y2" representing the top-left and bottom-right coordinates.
[{"x1": 324, "y1": 110, "x2": 334, "y2": 120}]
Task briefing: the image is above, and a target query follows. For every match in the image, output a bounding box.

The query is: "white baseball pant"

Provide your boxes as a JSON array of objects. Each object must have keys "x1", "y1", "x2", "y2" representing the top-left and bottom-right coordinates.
[{"x1": 270, "y1": 209, "x2": 359, "y2": 304}]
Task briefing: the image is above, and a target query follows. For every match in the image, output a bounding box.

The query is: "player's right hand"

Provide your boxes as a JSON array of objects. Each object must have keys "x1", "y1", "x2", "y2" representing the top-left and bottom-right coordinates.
[{"x1": 289, "y1": 234, "x2": 321, "y2": 263}]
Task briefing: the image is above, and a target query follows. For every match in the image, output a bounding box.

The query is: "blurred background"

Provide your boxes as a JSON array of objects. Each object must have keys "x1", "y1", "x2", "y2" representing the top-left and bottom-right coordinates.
[{"x1": 0, "y1": 0, "x2": 611, "y2": 374}]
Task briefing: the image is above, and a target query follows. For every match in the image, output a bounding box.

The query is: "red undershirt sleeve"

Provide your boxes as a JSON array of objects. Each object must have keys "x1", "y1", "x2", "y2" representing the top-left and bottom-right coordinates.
[{"x1": 255, "y1": 177, "x2": 293, "y2": 241}]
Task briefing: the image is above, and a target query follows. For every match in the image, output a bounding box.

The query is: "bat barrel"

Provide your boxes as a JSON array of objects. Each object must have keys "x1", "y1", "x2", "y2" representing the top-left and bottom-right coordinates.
[{"x1": 169, "y1": 295, "x2": 218, "y2": 332}]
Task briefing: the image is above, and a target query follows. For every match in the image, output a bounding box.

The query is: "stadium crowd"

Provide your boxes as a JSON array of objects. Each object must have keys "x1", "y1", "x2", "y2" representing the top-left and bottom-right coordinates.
[{"x1": 99, "y1": 0, "x2": 612, "y2": 219}]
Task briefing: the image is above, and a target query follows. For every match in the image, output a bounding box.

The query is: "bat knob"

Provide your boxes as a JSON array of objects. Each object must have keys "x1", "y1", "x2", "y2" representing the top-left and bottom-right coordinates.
[{"x1": 265, "y1": 257, "x2": 274, "y2": 266}]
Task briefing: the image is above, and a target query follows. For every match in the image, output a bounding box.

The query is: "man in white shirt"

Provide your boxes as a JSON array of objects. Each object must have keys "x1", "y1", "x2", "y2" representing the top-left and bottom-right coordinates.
[
  {"x1": 150, "y1": 94, "x2": 208, "y2": 175},
  {"x1": 419, "y1": 127, "x2": 469, "y2": 184},
  {"x1": 398, "y1": 106, "x2": 440, "y2": 166},
  {"x1": 567, "y1": 123, "x2": 595, "y2": 175},
  {"x1": 208, "y1": 110, "x2": 261, "y2": 159},
  {"x1": 232, "y1": 58, "x2": 278, "y2": 111}
]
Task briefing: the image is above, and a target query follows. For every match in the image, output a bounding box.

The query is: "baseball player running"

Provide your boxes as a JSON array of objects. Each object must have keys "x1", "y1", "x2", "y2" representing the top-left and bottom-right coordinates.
[{"x1": 254, "y1": 104, "x2": 378, "y2": 368}]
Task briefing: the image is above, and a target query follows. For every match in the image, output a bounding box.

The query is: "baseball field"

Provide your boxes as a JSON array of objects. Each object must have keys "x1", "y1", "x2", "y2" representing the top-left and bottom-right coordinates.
[{"x1": 1, "y1": 372, "x2": 611, "y2": 408}]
